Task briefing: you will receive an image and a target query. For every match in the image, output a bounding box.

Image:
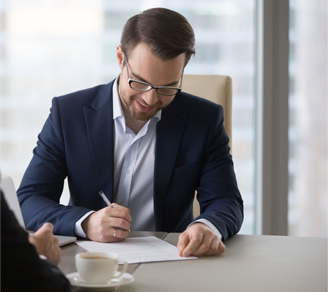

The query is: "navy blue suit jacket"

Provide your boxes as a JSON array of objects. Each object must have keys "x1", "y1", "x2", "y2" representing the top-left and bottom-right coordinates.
[{"x1": 17, "y1": 80, "x2": 243, "y2": 241}]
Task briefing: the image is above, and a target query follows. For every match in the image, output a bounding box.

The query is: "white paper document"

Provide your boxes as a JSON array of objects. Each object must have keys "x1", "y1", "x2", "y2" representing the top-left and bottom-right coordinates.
[{"x1": 76, "y1": 236, "x2": 198, "y2": 264}]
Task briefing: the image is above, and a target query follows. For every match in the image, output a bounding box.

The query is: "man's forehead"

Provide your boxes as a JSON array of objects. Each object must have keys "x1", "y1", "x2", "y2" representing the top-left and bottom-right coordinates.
[
  {"x1": 128, "y1": 43, "x2": 186, "y2": 65},
  {"x1": 126, "y1": 44, "x2": 185, "y2": 86}
]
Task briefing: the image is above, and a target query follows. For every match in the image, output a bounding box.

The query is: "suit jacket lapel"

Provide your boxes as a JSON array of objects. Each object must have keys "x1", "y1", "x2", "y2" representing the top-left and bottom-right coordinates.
[
  {"x1": 154, "y1": 95, "x2": 187, "y2": 230},
  {"x1": 83, "y1": 82, "x2": 115, "y2": 203}
]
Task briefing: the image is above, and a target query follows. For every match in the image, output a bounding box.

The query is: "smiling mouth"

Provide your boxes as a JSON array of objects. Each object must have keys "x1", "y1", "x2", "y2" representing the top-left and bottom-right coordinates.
[
  {"x1": 135, "y1": 99, "x2": 156, "y2": 112},
  {"x1": 138, "y1": 100, "x2": 150, "y2": 107}
]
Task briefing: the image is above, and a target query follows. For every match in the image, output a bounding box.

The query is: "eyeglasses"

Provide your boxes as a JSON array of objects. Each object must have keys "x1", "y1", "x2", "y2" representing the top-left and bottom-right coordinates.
[{"x1": 123, "y1": 53, "x2": 182, "y2": 96}]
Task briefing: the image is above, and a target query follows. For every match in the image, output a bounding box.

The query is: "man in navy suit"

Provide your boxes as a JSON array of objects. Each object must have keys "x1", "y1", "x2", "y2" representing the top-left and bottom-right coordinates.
[{"x1": 18, "y1": 8, "x2": 243, "y2": 257}]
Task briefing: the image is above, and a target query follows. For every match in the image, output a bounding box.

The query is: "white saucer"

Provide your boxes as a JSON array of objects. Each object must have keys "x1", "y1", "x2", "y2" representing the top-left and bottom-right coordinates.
[{"x1": 66, "y1": 272, "x2": 134, "y2": 288}]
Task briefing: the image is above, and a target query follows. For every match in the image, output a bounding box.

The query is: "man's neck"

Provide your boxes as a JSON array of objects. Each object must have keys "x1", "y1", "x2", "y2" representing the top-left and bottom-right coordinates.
[{"x1": 123, "y1": 108, "x2": 147, "y2": 134}]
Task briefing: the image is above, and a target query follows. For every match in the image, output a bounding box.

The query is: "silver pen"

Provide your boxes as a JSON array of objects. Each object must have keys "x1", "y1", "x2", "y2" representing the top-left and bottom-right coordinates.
[{"x1": 98, "y1": 191, "x2": 132, "y2": 235}]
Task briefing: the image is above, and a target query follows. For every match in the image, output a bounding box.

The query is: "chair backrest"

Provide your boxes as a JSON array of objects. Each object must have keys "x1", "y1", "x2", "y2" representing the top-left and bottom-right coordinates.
[{"x1": 182, "y1": 74, "x2": 233, "y2": 218}]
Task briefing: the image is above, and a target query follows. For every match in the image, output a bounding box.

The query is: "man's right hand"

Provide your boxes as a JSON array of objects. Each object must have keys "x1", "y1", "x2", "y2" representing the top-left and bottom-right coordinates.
[{"x1": 81, "y1": 203, "x2": 132, "y2": 242}]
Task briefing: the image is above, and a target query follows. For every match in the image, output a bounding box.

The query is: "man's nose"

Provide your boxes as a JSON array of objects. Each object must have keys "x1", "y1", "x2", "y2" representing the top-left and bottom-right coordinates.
[{"x1": 141, "y1": 89, "x2": 159, "y2": 106}]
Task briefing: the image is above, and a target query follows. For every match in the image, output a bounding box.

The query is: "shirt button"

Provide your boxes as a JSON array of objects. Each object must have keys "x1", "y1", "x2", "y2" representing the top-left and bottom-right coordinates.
[{"x1": 125, "y1": 169, "x2": 130, "y2": 174}]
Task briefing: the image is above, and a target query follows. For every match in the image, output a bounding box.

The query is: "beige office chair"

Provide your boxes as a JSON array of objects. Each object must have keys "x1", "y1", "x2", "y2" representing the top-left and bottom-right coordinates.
[{"x1": 182, "y1": 74, "x2": 233, "y2": 218}]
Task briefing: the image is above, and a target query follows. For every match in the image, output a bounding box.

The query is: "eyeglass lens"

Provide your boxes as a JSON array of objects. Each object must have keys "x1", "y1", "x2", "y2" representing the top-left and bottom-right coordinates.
[{"x1": 130, "y1": 81, "x2": 179, "y2": 95}]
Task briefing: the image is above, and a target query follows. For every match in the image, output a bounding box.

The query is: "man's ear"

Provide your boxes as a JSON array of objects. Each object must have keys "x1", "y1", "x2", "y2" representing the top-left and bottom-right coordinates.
[{"x1": 116, "y1": 45, "x2": 124, "y2": 69}]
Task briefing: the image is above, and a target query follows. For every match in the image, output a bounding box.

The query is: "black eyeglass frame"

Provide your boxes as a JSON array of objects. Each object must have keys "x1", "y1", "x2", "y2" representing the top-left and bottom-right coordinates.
[{"x1": 123, "y1": 53, "x2": 183, "y2": 96}]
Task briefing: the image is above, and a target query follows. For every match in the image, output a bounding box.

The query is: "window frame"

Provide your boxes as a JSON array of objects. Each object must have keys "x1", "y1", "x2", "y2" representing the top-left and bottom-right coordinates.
[{"x1": 255, "y1": 0, "x2": 289, "y2": 235}]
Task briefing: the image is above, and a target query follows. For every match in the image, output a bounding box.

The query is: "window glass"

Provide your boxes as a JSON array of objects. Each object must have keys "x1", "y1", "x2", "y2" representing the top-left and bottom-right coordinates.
[{"x1": 289, "y1": 0, "x2": 327, "y2": 237}]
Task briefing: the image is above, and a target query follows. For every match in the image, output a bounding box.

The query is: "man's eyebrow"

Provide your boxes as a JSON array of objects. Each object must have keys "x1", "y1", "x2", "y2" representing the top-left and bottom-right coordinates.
[{"x1": 131, "y1": 70, "x2": 180, "y2": 87}]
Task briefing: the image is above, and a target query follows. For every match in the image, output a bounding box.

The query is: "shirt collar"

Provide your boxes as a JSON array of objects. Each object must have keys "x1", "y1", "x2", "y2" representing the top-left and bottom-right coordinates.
[{"x1": 113, "y1": 76, "x2": 124, "y2": 120}]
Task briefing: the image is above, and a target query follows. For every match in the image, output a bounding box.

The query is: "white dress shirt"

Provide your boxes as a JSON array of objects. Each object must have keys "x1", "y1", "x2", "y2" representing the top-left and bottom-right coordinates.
[
  {"x1": 112, "y1": 78, "x2": 160, "y2": 231},
  {"x1": 75, "y1": 78, "x2": 222, "y2": 240}
]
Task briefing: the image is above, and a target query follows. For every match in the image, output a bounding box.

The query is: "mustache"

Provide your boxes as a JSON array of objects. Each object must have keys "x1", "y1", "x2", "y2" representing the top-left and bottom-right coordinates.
[{"x1": 131, "y1": 95, "x2": 162, "y2": 107}]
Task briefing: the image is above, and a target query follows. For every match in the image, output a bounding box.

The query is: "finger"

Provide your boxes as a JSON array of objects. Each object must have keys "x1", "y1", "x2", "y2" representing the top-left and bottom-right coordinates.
[
  {"x1": 177, "y1": 233, "x2": 190, "y2": 256},
  {"x1": 98, "y1": 228, "x2": 128, "y2": 242},
  {"x1": 111, "y1": 203, "x2": 130, "y2": 212},
  {"x1": 109, "y1": 217, "x2": 131, "y2": 232},
  {"x1": 203, "y1": 238, "x2": 220, "y2": 256},
  {"x1": 110, "y1": 203, "x2": 131, "y2": 215},
  {"x1": 181, "y1": 233, "x2": 203, "y2": 257},
  {"x1": 113, "y1": 228, "x2": 129, "y2": 239},
  {"x1": 203, "y1": 239, "x2": 226, "y2": 256},
  {"x1": 42, "y1": 222, "x2": 54, "y2": 230},
  {"x1": 108, "y1": 207, "x2": 132, "y2": 223},
  {"x1": 111, "y1": 227, "x2": 129, "y2": 238},
  {"x1": 216, "y1": 241, "x2": 226, "y2": 255},
  {"x1": 95, "y1": 225, "x2": 130, "y2": 242},
  {"x1": 35, "y1": 223, "x2": 53, "y2": 236},
  {"x1": 189, "y1": 234, "x2": 213, "y2": 256}
]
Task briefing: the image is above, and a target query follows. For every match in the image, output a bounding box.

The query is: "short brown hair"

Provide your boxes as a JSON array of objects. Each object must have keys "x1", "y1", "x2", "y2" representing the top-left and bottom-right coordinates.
[{"x1": 121, "y1": 8, "x2": 195, "y2": 66}]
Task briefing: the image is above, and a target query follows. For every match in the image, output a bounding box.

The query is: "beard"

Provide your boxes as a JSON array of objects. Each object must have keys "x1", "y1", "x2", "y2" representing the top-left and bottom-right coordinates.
[{"x1": 119, "y1": 87, "x2": 171, "y2": 122}]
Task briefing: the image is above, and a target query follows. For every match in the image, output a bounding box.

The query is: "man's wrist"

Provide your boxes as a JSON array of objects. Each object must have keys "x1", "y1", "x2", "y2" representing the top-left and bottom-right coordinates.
[
  {"x1": 81, "y1": 215, "x2": 90, "y2": 234},
  {"x1": 189, "y1": 219, "x2": 222, "y2": 240},
  {"x1": 74, "y1": 211, "x2": 95, "y2": 238}
]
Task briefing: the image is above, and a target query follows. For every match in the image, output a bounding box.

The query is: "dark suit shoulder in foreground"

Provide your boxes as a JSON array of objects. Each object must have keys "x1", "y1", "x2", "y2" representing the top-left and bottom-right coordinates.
[{"x1": 0, "y1": 192, "x2": 71, "y2": 292}]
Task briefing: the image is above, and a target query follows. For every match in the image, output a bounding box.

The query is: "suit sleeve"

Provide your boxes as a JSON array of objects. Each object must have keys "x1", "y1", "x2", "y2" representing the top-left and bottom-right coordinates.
[
  {"x1": 17, "y1": 97, "x2": 92, "y2": 235},
  {"x1": 1, "y1": 192, "x2": 71, "y2": 292},
  {"x1": 196, "y1": 105, "x2": 244, "y2": 241}
]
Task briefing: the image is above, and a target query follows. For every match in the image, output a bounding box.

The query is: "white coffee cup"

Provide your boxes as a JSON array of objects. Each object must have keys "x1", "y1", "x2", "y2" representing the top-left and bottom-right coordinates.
[{"x1": 75, "y1": 252, "x2": 128, "y2": 284}]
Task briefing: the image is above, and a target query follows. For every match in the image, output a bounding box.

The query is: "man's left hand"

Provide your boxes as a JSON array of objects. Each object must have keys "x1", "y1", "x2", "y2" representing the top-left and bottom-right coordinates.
[
  {"x1": 29, "y1": 222, "x2": 61, "y2": 265},
  {"x1": 177, "y1": 223, "x2": 225, "y2": 257}
]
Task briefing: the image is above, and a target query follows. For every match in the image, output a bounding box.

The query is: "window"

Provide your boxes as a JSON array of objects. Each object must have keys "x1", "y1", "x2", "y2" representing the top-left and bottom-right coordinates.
[{"x1": 288, "y1": 0, "x2": 327, "y2": 237}]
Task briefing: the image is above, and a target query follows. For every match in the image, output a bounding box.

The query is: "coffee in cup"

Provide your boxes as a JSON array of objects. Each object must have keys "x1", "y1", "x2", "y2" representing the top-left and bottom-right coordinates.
[{"x1": 75, "y1": 252, "x2": 128, "y2": 284}]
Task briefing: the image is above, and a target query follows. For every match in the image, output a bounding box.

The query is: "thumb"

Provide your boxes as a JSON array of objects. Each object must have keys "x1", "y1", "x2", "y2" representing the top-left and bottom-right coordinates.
[
  {"x1": 36, "y1": 222, "x2": 54, "y2": 235},
  {"x1": 177, "y1": 232, "x2": 190, "y2": 256},
  {"x1": 42, "y1": 222, "x2": 54, "y2": 231}
]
